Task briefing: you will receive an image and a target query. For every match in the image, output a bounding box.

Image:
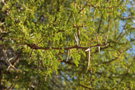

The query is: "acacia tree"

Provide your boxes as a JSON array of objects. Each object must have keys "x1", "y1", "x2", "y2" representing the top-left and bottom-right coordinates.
[{"x1": 0, "y1": 0, "x2": 135, "y2": 90}]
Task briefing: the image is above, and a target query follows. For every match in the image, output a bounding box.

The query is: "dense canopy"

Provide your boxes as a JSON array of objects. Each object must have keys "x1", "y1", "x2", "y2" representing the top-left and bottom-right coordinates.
[{"x1": 0, "y1": 0, "x2": 135, "y2": 90}]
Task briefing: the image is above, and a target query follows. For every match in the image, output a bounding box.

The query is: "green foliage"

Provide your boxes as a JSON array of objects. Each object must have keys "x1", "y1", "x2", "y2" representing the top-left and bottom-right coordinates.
[{"x1": 0, "y1": 0, "x2": 135, "y2": 89}]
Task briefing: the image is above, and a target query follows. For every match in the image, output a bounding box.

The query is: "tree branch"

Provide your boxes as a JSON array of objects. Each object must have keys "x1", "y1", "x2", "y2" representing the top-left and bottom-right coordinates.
[{"x1": 24, "y1": 43, "x2": 109, "y2": 50}]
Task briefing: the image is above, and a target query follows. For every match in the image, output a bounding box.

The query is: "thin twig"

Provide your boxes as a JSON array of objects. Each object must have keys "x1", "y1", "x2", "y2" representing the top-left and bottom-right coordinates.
[
  {"x1": 105, "y1": 15, "x2": 110, "y2": 44},
  {"x1": 97, "y1": 14, "x2": 103, "y2": 33},
  {"x1": 78, "y1": 0, "x2": 90, "y2": 14},
  {"x1": 95, "y1": 32, "x2": 100, "y2": 52},
  {"x1": 2, "y1": 49, "x2": 18, "y2": 72}
]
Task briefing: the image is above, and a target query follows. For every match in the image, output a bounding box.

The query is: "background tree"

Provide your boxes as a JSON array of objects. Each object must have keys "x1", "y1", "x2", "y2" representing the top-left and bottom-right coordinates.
[{"x1": 0, "y1": 0, "x2": 135, "y2": 90}]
